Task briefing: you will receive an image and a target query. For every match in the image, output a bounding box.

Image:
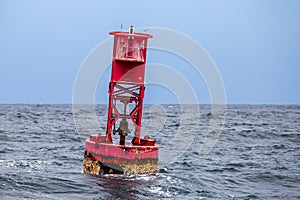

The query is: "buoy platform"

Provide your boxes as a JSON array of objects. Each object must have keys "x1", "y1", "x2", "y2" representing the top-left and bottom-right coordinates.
[{"x1": 83, "y1": 135, "x2": 159, "y2": 175}]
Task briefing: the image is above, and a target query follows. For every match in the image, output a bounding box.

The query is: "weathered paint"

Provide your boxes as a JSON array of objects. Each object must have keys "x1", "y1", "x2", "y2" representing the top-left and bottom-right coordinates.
[
  {"x1": 83, "y1": 135, "x2": 158, "y2": 175},
  {"x1": 83, "y1": 149, "x2": 158, "y2": 175}
]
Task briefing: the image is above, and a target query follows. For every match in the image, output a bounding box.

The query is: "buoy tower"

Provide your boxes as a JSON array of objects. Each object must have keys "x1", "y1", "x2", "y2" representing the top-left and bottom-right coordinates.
[{"x1": 83, "y1": 26, "x2": 159, "y2": 175}]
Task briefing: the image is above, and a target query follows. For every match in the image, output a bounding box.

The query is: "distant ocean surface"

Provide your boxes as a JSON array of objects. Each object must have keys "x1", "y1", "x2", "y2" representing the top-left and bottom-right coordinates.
[{"x1": 0, "y1": 104, "x2": 299, "y2": 199}]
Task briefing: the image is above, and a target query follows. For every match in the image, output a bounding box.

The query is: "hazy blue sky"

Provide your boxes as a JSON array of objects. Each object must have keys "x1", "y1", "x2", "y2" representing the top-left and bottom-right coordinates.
[{"x1": 1, "y1": 0, "x2": 299, "y2": 104}]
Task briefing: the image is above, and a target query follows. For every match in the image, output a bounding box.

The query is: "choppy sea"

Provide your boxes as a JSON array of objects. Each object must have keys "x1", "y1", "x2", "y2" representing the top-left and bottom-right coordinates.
[{"x1": 0, "y1": 104, "x2": 299, "y2": 199}]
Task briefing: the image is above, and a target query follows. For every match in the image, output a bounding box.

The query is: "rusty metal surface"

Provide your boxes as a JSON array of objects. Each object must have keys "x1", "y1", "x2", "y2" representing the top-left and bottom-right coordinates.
[
  {"x1": 122, "y1": 161, "x2": 157, "y2": 174},
  {"x1": 83, "y1": 154, "x2": 101, "y2": 175},
  {"x1": 83, "y1": 153, "x2": 158, "y2": 175}
]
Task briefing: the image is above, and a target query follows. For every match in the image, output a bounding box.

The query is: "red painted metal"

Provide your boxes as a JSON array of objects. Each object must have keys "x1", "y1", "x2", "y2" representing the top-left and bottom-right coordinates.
[
  {"x1": 106, "y1": 27, "x2": 152, "y2": 145},
  {"x1": 83, "y1": 26, "x2": 158, "y2": 175}
]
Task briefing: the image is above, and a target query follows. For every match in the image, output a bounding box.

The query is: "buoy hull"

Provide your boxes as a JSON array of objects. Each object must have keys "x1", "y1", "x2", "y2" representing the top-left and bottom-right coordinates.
[{"x1": 83, "y1": 135, "x2": 159, "y2": 175}]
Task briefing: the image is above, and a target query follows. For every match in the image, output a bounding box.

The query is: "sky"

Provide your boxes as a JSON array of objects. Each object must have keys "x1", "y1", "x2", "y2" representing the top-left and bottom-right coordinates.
[{"x1": 0, "y1": 0, "x2": 299, "y2": 104}]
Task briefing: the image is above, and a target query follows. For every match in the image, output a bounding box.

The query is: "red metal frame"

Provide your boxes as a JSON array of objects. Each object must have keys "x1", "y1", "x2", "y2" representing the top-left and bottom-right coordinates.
[{"x1": 105, "y1": 29, "x2": 152, "y2": 145}]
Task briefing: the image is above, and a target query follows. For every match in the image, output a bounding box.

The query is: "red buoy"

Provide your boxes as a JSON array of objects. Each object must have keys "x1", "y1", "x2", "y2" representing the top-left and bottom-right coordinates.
[{"x1": 83, "y1": 26, "x2": 159, "y2": 175}]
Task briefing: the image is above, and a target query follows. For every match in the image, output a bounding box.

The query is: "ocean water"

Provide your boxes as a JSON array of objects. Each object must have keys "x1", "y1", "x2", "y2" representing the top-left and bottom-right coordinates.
[{"x1": 0, "y1": 104, "x2": 299, "y2": 199}]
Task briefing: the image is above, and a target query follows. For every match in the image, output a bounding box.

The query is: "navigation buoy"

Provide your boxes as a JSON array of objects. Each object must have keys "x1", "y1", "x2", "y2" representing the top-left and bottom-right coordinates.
[{"x1": 83, "y1": 26, "x2": 159, "y2": 175}]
